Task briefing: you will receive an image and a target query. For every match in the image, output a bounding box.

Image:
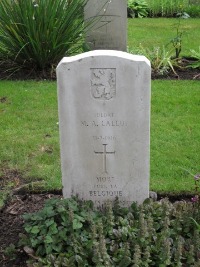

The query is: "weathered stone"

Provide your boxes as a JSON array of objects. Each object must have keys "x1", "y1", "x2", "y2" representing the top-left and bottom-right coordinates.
[
  {"x1": 57, "y1": 50, "x2": 151, "y2": 206},
  {"x1": 84, "y1": 0, "x2": 127, "y2": 51}
]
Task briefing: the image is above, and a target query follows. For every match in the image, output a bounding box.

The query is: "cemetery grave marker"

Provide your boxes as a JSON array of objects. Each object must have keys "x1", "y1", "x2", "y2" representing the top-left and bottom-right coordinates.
[
  {"x1": 57, "y1": 50, "x2": 151, "y2": 206},
  {"x1": 84, "y1": 0, "x2": 127, "y2": 51}
]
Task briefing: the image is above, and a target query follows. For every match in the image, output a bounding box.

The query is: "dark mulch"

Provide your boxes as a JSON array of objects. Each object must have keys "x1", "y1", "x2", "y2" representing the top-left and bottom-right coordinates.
[
  {"x1": 152, "y1": 66, "x2": 200, "y2": 80},
  {"x1": 0, "y1": 57, "x2": 199, "y2": 81}
]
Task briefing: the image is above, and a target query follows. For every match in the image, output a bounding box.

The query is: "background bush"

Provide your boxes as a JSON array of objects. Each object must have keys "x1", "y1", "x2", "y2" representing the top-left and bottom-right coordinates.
[
  {"x1": 128, "y1": 0, "x2": 200, "y2": 17},
  {"x1": 0, "y1": 0, "x2": 91, "y2": 72},
  {"x1": 185, "y1": 4, "x2": 200, "y2": 17},
  {"x1": 128, "y1": 0, "x2": 149, "y2": 18}
]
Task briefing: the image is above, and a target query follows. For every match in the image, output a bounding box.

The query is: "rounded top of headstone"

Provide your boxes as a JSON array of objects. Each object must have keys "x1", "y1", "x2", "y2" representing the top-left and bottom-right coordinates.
[{"x1": 57, "y1": 50, "x2": 150, "y2": 69}]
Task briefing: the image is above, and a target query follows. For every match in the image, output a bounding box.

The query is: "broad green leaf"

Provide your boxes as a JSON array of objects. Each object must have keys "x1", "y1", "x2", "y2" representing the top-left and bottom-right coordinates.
[
  {"x1": 49, "y1": 223, "x2": 58, "y2": 234},
  {"x1": 73, "y1": 219, "x2": 83, "y2": 230},
  {"x1": 45, "y1": 235, "x2": 53, "y2": 244},
  {"x1": 31, "y1": 226, "x2": 40, "y2": 234},
  {"x1": 45, "y1": 219, "x2": 54, "y2": 227}
]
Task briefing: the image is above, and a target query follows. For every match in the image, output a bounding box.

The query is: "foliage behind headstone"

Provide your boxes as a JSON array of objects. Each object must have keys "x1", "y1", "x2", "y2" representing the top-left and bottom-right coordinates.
[{"x1": 0, "y1": 0, "x2": 91, "y2": 72}]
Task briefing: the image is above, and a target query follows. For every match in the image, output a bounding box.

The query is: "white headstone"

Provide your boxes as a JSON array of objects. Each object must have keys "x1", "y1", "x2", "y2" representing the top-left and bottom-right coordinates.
[
  {"x1": 84, "y1": 0, "x2": 127, "y2": 51},
  {"x1": 57, "y1": 50, "x2": 151, "y2": 207}
]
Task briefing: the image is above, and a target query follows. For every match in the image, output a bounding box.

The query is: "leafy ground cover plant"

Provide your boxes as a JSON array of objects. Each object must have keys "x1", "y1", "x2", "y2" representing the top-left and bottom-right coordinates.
[
  {"x1": 0, "y1": 0, "x2": 92, "y2": 73},
  {"x1": 128, "y1": 0, "x2": 149, "y2": 18},
  {"x1": 18, "y1": 197, "x2": 200, "y2": 266}
]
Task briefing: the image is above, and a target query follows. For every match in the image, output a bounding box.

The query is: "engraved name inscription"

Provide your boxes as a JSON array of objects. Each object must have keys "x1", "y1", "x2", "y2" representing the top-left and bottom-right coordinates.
[{"x1": 81, "y1": 120, "x2": 127, "y2": 127}]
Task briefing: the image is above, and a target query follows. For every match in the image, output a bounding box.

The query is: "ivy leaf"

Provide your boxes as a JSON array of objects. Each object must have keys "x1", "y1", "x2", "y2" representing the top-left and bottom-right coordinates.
[
  {"x1": 67, "y1": 198, "x2": 79, "y2": 211},
  {"x1": 45, "y1": 244, "x2": 52, "y2": 255},
  {"x1": 23, "y1": 214, "x2": 32, "y2": 220},
  {"x1": 30, "y1": 238, "x2": 39, "y2": 248},
  {"x1": 45, "y1": 235, "x2": 53, "y2": 244},
  {"x1": 52, "y1": 243, "x2": 63, "y2": 253},
  {"x1": 73, "y1": 219, "x2": 83, "y2": 230},
  {"x1": 24, "y1": 226, "x2": 32, "y2": 233},
  {"x1": 45, "y1": 219, "x2": 54, "y2": 227},
  {"x1": 49, "y1": 223, "x2": 58, "y2": 235},
  {"x1": 118, "y1": 256, "x2": 132, "y2": 267},
  {"x1": 74, "y1": 214, "x2": 85, "y2": 222},
  {"x1": 31, "y1": 226, "x2": 40, "y2": 234}
]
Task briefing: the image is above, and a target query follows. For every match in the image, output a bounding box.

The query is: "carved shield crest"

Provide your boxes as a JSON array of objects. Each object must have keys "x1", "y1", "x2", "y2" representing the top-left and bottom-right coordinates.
[{"x1": 90, "y1": 68, "x2": 116, "y2": 100}]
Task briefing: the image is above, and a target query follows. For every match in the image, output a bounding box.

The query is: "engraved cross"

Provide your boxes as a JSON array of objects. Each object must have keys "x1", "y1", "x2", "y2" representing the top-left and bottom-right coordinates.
[{"x1": 94, "y1": 144, "x2": 115, "y2": 174}]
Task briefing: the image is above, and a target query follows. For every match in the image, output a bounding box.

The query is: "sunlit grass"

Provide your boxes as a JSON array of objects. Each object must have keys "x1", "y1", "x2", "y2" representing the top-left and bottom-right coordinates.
[
  {"x1": 0, "y1": 81, "x2": 61, "y2": 190},
  {"x1": 151, "y1": 80, "x2": 200, "y2": 193},
  {"x1": 128, "y1": 18, "x2": 200, "y2": 57}
]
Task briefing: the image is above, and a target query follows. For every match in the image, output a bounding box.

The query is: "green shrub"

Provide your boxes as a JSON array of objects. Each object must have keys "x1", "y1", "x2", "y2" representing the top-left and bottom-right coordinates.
[
  {"x1": 0, "y1": 0, "x2": 92, "y2": 72},
  {"x1": 185, "y1": 5, "x2": 200, "y2": 17},
  {"x1": 19, "y1": 197, "x2": 200, "y2": 266}
]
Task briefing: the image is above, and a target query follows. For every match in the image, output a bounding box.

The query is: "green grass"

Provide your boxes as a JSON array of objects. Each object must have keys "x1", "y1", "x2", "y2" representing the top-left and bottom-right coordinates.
[
  {"x1": 0, "y1": 81, "x2": 61, "y2": 190},
  {"x1": 151, "y1": 80, "x2": 200, "y2": 193},
  {"x1": 0, "y1": 80, "x2": 199, "y2": 194},
  {"x1": 128, "y1": 18, "x2": 200, "y2": 57}
]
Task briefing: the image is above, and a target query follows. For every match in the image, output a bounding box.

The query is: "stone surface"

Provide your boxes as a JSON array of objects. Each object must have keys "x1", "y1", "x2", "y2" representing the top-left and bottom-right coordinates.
[
  {"x1": 57, "y1": 50, "x2": 151, "y2": 206},
  {"x1": 84, "y1": 0, "x2": 127, "y2": 51}
]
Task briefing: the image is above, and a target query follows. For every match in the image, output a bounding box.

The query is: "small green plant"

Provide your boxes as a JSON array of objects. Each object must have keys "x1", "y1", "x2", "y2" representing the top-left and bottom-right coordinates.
[
  {"x1": 4, "y1": 244, "x2": 17, "y2": 261},
  {"x1": 19, "y1": 197, "x2": 200, "y2": 266},
  {"x1": 169, "y1": 18, "x2": 183, "y2": 59},
  {"x1": 189, "y1": 47, "x2": 200, "y2": 69},
  {"x1": 20, "y1": 197, "x2": 98, "y2": 256},
  {"x1": 189, "y1": 172, "x2": 200, "y2": 240},
  {"x1": 130, "y1": 45, "x2": 179, "y2": 76},
  {"x1": 194, "y1": 173, "x2": 200, "y2": 192},
  {"x1": 180, "y1": 168, "x2": 200, "y2": 203},
  {"x1": 191, "y1": 173, "x2": 200, "y2": 203},
  {"x1": 128, "y1": 0, "x2": 149, "y2": 18}
]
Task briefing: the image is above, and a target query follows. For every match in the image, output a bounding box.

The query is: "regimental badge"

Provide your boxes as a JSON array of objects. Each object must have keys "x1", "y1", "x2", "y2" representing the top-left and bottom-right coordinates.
[{"x1": 90, "y1": 68, "x2": 116, "y2": 100}]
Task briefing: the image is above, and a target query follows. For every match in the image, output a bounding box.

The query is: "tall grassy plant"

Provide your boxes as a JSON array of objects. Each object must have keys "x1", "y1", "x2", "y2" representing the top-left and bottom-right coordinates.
[{"x1": 0, "y1": 0, "x2": 91, "y2": 71}]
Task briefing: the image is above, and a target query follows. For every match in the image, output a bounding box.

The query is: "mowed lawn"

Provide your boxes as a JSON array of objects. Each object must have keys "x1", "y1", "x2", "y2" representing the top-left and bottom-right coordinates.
[
  {"x1": 0, "y1": 79, "x2": 199, "y2": 194},
  {"x1": 128, "y1": 18, "x2": 200, "y2": 56}
]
